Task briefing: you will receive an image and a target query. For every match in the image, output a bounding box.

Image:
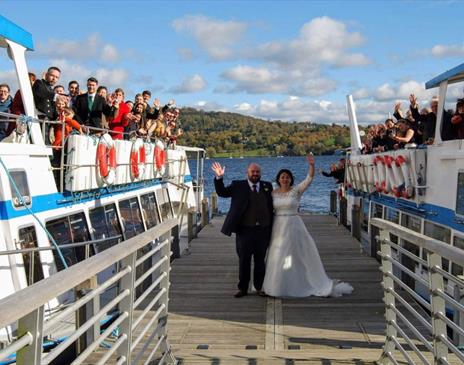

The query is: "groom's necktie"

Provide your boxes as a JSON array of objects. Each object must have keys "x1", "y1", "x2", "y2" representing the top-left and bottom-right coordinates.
[{"x1": 252, "y1": 184, "x2": 257, "y2": 193}]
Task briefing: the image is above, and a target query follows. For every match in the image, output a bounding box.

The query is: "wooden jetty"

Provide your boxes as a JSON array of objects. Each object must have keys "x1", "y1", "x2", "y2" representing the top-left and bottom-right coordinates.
[{"x1": 167, "y1": 214, "x2": 387, "y2": 364}]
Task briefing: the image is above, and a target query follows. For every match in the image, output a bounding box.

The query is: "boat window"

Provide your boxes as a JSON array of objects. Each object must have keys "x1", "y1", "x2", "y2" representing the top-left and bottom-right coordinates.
[
  {"x1": 46, "y1": 213, "x2": 91, "y2": 271},
  {"x1": 451, "y1": 236, "x2": 464, "y2": 277},
  {"x1": 401, "y1": 213, "x2": 421, "y2": 233},
  {"x1": 156, "y1": 187, "x2": 174, "y2": 221},
  {"x1": 17, "y1": 226, "x2": 44, "y2": 285},
  {"x1": 456, "y1": 172, "x2": 464, "y2": 216},
  {"x1": 384, "y1": 207, "x2": 399, "y2": 245},
  {"x1": 89, "y1": 204, "x2": 122, "y2": 252},
  {"x1": 371, "y1": 204, "x2": 383, "y2": 219},
  {"x1": 361, "y1": 199, "x2": 369, "y2": 232},
  {"x1": 118, "y1": 197, "x2": 144, "y2": 239},
  {"x1": 8, "y1": 170, "x2": 31, "y2": 208},
  {"x1": 424, "y1": 221, "x2": 451, "y2": 271},
  {"x1": 140, "y1": 192, "x2": 160, "y2": 229}
]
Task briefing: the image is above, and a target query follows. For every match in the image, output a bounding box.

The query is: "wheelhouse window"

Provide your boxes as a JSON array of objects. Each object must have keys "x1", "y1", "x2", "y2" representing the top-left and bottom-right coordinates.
[
  {"x1": 46, "y1": 213, "x2": 91, "y2": 271},
  {"x1": 452, "y1": 236, "x2": 464, "y2": 277},
  {"x1": 118, "y1": 197, "x2": 144, "y2": 239},
  {"x1": 9, "y1": 170, "x2": 31, "y2": 208},
  {"x1": 140, "y1": 192, "x2": 160, "y2": 229},
  {"x1": 456, "y1": 172, "x2": 464, "y2": 216},
  {"x1": 17, "y1": 226, "x2": 44, "y2": 285},
  {"x1": 89, "y1": 204, "x2": 122, "y2": 252},
  {"x1": 156, "y1": 188, "x2": 174, "y2": 221},
  {"x1": 424, "y1": 221, "x2": 451, "y2": 271}
]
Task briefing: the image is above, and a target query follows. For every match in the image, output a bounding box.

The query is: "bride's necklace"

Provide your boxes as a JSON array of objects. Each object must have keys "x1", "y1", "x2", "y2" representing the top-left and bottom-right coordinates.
[{"x1": 277, "y1": 187, "x2": 291, "y2": 194}]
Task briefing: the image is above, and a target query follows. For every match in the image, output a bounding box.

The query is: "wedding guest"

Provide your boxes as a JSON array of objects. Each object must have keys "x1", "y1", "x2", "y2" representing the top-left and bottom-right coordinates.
[
  {"x1": 32, "y1": 66, "x2": 61, "y2": 120},
  {"x1": 11, "y1": 72, "x2": 36, "y2": 116},
  {"x1": 53, "y1": 85, "x2": 66, "y2": 95},
  {"x1": 0, "y1": 83, "x2": 13, "y2": 140},
  {"x1": 68, "y1": 80, "x2": 79, "y2": 107},
  {"x1": 108, "y1": 88, "x2": 131, "y2": 140},
  {"x1": 391, "y1": 119, "x2": 415, "y2": 149},
  {"x1": 73, "y1": 77, "x2": 112, "y2": 132}
]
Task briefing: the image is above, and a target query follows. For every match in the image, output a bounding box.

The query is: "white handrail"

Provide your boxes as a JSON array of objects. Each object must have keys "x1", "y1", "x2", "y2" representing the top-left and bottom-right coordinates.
[{"x1": 371, "y1": 218, "x2": 464, "y2": 365}]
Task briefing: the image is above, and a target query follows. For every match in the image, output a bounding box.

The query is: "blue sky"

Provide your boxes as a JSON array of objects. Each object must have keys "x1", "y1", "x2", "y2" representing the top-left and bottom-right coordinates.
[{"x1": 2, "y1": 0, "x2": 464, "y2": 124}]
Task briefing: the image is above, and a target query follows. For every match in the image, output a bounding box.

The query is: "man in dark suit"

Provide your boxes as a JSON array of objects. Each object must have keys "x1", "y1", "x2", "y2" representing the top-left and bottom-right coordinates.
[
  {"x1": 32, "y1": 66, "x2": 61, "y2": 120},
  {"x1": 212, "y1": 162, "x2": 273, "y2": 298},
  {"x1": 73, "y1": 77, "x2": 113, "y2": 132}
]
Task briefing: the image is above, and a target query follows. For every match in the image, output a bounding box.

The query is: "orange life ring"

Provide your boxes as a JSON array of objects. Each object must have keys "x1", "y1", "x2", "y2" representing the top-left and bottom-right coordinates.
[
  {"x1": 154, "y1": 140, "x2": 166, "y2": 175},
  {"x1": 130, "y1": 138, "x2": 146, "y2": 179},
  {"x1": 96, "y1": 133, "x2": 116, "y2": 185}
]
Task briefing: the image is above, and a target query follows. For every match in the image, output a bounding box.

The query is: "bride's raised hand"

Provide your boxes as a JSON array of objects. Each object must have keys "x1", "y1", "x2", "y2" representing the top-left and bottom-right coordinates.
[
  {"x1": 307, "y1": 154, "x2": 315, "y2": 166},
  {"x1": 211, "y1": 162, "x2": 225, "y2": 178}
]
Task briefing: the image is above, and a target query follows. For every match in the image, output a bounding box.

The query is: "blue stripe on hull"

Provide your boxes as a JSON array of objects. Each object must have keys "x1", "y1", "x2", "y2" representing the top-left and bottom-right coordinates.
[
  {"x1": 0, "y1": 176, "x2": 192, "y2": 220},
  {"x1": 347, "y1": 189, "x2": 464, "y2": 233}
]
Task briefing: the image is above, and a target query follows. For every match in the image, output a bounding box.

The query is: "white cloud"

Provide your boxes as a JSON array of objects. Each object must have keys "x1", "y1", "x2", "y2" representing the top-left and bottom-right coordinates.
[
  {"x1": 0, "y1": 70, "x2": 19, "y2": 90},
  {"x1": 36, "y1": 34, "x2": 119, "y2": 64},
  {"x1": 190, "y1": 100, "x2": 227, "y2": 112},
  {"x1": 245, "y1": 16, "x2": 370, "y2": 70},
  {"x1": 234, "y1": 102, "x2": 253, "y2": 112},
  {"x1": 47, "y1": 59, "x2": 129, "y2": 90},
  {"x1": 221, "y1": 65, "x2": 337, "y2": 96},
  {"x1": 171, "y1": 74, "x2": 207, "y2": 93},
  {"x1": 172, "y1": 15, "x2": 247, "y2": 60},
  {"x1": 100, "y1": 44, "x2": 119, "y2": 63},
  {"x1": 430, "y1": 44, "x2": 464, "y2": 58}
]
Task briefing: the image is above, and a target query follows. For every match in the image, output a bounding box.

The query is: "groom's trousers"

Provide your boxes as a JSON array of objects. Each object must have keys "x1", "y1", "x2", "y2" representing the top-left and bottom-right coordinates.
[{"x1": 235, "y1": 225, "x2": 271, "y2": 292}]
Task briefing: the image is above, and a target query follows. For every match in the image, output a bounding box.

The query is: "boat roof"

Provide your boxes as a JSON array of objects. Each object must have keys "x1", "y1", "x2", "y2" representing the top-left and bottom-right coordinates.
[
  {"x1": 425, "y1": 62, "x2": 464, "y2": 89},
  {"x1": 0, "y1": 15, "x2": 34, "y2": 51}
]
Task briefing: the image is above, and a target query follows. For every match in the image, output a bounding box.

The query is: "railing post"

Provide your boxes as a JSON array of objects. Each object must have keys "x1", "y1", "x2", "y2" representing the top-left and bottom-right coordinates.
[
  {"x1": 428, "y1": 252, "x2": 448, "y2": 364},
  {"x1": 16, "y1": 306, "x2": 44, "y2": 365},
  {"x1": 378, "y1": 232, "x2": 397, "y2": 365},
  {"x1": 211, "y1": 192, "x2": 218, "y2": 215},
  {"x1": 338, "y1": 197, "x2": 347, "y2": 226},
  {"x1": 453, "y1": 285, "x2": 464, "y2": 346},
  {"x1": 329, "y1": 190, "x2": 337, "y2": 215},
  {"x1": 187, "y1": 208, "x2": 195, "y2": 243},
  {"x1": 171, "y1": 224, "x2": 180, "y2": 259},
  {"x1": 117, "y1": 252, "x2": 137, "y2": 364},
  {"x1": 158, "y1": 237, "x2": 176, "y2": 364},
  {"x1": 351, "y1": 204, "x2": 361, "y2": 241},
  {"x1": 201, "y1": 198, "x2": 209, "y2": 228}
]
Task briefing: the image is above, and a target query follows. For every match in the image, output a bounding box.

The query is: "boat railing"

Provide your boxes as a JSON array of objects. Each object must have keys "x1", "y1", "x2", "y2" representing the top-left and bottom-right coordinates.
[
  {"x1": 0, "y1": 111, "x2": 189, "y2": 193},
  {"x1": 371, "y1": 217, "x2": 464, "y2": 365},
  {"x1": 0, "y1": 218, "x2": 178, "y2": 365}
]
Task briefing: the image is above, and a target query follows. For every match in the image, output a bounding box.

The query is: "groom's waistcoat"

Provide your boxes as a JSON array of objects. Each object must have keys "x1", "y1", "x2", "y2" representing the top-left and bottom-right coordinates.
[{"x1": 240, "y1": 189, "x2": 271, "y2": 227}]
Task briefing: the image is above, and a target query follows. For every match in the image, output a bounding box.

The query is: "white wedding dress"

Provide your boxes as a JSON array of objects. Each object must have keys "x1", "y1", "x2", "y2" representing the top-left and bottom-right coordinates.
[{"x1": 263, "y1": 173, "x2": 354, "y2": 298}]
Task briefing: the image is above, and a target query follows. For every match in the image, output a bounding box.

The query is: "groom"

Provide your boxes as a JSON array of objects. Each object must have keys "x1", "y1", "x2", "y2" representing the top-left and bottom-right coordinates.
[{"x1": 212, "y1": 162, "x2": 273, "y2": 298}]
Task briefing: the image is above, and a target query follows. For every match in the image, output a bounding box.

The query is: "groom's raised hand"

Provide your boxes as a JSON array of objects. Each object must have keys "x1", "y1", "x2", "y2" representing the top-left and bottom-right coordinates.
[{"x1": 211, "y1": 162, "x2": 225, "y2": 178}]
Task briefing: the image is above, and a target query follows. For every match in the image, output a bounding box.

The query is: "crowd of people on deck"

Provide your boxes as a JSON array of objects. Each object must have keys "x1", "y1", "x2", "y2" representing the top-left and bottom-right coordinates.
[
  {"x1": 0, "y1": 66, "x2": 183, "y2": 146},
  {"x1": 360, "y1": 94, "x2": 464, "y2": 154}
]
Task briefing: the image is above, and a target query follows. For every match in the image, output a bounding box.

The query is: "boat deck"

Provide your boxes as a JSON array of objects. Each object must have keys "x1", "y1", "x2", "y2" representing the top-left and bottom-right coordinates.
[
  {"x1": 167, "y1": 214, "x2": 386, "y2": 364},
  {"x1": 84, "y1": 214, "x2": 449, "y2": 364}
]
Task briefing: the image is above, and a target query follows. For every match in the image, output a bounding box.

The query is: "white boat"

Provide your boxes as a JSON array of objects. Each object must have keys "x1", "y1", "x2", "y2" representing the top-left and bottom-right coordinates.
[
  {"x1": 344, "y1": 66, "x2": 464, "y2": 306},
  {"x1": 0, "y1": 16, "x2": 204, "y2": 350}
]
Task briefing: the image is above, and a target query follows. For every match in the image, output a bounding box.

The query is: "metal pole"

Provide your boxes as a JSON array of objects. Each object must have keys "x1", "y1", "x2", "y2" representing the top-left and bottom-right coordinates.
[
  {"x1": 16, "y1": 306, "x2": 44, "y2": 365},
  {"x1": 377, "y1": 233, "x2": 397, "y2": 365},
  {"x1": 428, "y1": 252, "x2": 448, "y2": 363}
]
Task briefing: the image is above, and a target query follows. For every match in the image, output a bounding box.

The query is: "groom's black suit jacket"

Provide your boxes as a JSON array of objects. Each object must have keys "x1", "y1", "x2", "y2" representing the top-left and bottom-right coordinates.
[{"x1": 214, "y1": 178, "x2": 273, "y2": 236}]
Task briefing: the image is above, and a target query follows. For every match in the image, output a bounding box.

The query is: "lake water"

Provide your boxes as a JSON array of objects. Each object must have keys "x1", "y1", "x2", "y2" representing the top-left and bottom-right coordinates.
[{"x1": 191, "y1": 156, "x2": 342, "y2": 214}]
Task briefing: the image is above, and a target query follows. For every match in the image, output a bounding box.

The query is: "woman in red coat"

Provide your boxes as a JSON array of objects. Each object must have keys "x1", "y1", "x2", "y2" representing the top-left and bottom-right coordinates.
[{"x1": 108, "y1": 88, "x2": 131, "y2": 140}]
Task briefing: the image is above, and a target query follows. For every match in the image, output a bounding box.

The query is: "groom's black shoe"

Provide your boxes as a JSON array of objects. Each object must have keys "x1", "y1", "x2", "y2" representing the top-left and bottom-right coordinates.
[
  {"x1": 256, "y1": 290, "x2": 266, "y2": 297},
  {"x1": 234, "y1": 290, "x2": 247, "y2": 298}
]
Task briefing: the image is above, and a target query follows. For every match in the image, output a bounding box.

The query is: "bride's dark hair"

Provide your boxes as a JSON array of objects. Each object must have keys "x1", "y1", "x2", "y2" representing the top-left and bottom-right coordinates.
[{"x1": 275, "y1": 169, "x2": 294, "y2": 186}]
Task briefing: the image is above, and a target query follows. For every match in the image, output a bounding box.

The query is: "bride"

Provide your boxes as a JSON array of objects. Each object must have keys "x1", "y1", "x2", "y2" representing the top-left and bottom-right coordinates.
[{"x1": 263, "y1": 154, "x2": 353, "y2": 298}]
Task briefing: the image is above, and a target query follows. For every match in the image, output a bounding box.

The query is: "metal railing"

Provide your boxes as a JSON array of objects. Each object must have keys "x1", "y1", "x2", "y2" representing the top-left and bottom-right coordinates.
[
  {"x1": 0, "y1": 111, "x2": 186, "y2": 193},
  {"x1": 0, "y1": 218, "x2": 178, "y2": 365},
  {"x1": 371, "y1": 218, "x2": 464, "y2": 365}
]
